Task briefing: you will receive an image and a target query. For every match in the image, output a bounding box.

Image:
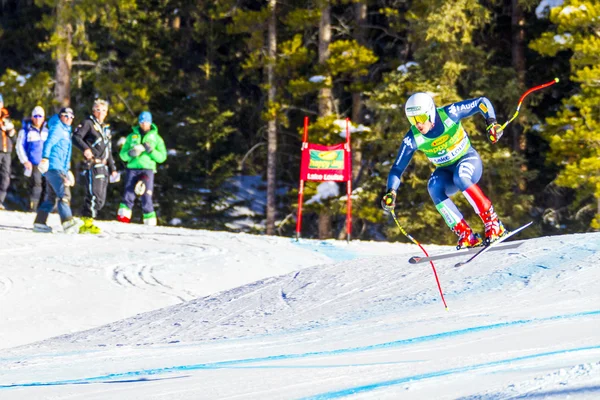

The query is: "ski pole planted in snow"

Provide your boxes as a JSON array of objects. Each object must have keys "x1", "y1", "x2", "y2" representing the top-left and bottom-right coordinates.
[{"x1": 389, "y1": 212, "x2": 449, "y2": 311}]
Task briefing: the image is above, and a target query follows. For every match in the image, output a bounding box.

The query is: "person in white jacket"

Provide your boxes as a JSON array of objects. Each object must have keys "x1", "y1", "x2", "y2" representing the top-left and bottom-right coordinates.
[{"x1": 16, "y1": 106, "x2": 48, "y2": 211}]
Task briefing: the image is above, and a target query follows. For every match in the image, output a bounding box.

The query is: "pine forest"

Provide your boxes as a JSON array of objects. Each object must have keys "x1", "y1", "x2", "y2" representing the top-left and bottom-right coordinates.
[{"x1": 0, "y1": 0, "x2": 598, "y2": 245}]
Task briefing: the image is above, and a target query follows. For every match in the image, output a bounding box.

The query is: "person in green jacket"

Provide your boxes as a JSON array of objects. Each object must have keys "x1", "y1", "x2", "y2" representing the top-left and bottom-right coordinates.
[{"x1": 117, "y1": 111, "x2": 167, "y2": 225}]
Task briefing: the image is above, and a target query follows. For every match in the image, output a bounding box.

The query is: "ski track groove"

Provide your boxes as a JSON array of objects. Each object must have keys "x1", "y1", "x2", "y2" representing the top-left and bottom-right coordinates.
[
  {"x1": 109, "y1": 263, "x2": 192, "y2": 302},
  {"x1": 112, "y1": 266, "x2": 136, "y2": 287},
  {"x1": 201, "y1": 284, "x2": 279, "y2": 331},
  {"x1": 279, "y1": 288, "x2": 292, "y2": 308},
  {"x1": 0, "y1": 276, "x2": 13, "y2": 297}
]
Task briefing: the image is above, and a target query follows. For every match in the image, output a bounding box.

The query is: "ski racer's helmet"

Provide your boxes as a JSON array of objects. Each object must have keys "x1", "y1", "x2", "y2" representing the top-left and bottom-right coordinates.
[{"x1": 405, "y1": 92, "x2": 436, "y2": 125}]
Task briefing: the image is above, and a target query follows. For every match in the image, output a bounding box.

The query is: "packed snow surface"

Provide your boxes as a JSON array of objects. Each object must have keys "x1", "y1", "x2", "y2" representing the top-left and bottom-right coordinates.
[{"x1": 0, "y1": 211, "x2": 599, "y2": 399}]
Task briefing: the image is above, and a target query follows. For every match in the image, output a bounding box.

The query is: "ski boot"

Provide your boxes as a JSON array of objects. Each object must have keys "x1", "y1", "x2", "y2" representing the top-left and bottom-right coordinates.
[
  {"x1": 143, "y1": 212, "x2": 157, "y2": 226},
  {"x1": 33, "y1": 223, "x2": 53, "y2": 233},
  {"x1": 453, "y1": 219, "x2": 483, "y2": 250},
  {"x1": 79, "y1": 217, "x2": 102, "y2": 234},
  {"x1": 479, "y1": 206, "x2": 506, "y2": 245},
  {"x1": 33, "y1": 210, "x2": 52, "y2": 232},
  {"x1": 62, "y1": 218, "x2": 84, "y2": 234},
  {"x1": 117, "y1": 204, "x2": 132, "y2": 223}
]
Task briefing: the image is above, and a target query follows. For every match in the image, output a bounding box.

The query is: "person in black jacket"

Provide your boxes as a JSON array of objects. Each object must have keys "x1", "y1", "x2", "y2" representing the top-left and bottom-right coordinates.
[{"x1": 72, "y1": 99, "x2": 118, "y2": 234}]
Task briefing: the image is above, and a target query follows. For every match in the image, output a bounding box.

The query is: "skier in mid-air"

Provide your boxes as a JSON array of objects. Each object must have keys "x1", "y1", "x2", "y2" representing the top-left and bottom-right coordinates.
[{"x1": 381, "y1": 92, "x2": 507, "y2": 249}]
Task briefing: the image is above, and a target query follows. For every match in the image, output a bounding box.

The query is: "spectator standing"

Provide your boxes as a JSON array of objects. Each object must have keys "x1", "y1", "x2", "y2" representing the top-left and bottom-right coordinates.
[
  {"x1": 33, "y1": 107, "x2": 82, "y2": 233},
  {"x1": 117, "y1": 111, "x2": 167, "y2": 225},
  {"x1": 72, "y1": 99, "x2": 118, "y2": 234},
  {"x1": 16, "y1": 106, "x2": 48, "y2": 211},
  {"x1": 0, "y1": 94, "x2": 16, "y2": 209}
]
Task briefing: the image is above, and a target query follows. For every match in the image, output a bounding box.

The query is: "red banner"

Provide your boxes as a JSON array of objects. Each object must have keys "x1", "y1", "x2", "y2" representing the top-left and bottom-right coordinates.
[
  {"x1": 299, "y1": 142, "x2": 351, "y2": 182},
  {"x1": 296, "y1": 116, "x2": 353, "y2": 241}
]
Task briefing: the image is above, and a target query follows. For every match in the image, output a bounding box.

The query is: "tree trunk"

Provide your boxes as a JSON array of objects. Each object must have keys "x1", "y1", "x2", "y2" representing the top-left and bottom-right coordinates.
[
  {"x1": 318, "y1": 1, "x2": 333, "y2": 117},
  {"x1": 54, "y1": 0, "x2": 73, "y2": 110},
  {"x1": 512, "y1": 0, "x2": 527, "y2": 192},
  {"x1": 265, "y1": 0, "x2": 277, "y2": 235},
  {"x1": 318, "y1": 207, "x2": 333, "y2": 238},
  {"x1": 318, "y1": 0, "x2": 333, "y2": 239},
  {"x1": 511, "y1": 0, "x2": 526, "y2": 87},
  {"x1": 351, "y1": 1, "x2": 367, "y2": 182}
]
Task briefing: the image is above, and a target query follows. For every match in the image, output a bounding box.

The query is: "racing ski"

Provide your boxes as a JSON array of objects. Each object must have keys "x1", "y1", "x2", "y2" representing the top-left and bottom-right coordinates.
[
  {"x1": 454, "y1": 221, "x2": 533, "y2": 268},
  {"x1": 408, "y1": 241, "x2": 523, "y2": 265}
]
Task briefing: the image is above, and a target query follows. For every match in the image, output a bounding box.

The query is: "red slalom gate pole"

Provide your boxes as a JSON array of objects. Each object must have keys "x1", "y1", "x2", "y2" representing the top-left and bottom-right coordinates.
[
  {"x1": 295, "y1": 117, "x2": 310, "y2": 241},
  {"x1": 345, "y1": 118, "x2": 352, "y2": 242},
  {"x1": 390, "y1": 212, "x2": 449, "y2": 311}
]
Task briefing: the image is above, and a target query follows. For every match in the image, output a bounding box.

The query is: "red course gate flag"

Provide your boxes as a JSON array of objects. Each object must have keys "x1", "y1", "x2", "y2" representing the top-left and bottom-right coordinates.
[{"x1": 296, "y1": 117, "x2": 352, "y2": 241}]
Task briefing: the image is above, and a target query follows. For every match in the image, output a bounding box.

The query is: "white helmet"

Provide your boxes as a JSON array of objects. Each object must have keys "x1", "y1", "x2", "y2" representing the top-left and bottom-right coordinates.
[{"x1": 404, "y1": 92, "x2": 436, "y2": 125}]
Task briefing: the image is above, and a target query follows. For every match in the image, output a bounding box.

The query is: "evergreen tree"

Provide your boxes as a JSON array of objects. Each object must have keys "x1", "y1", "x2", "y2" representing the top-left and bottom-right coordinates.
[
  {"x1": 531, "y1": 1, "x2": 600, "y2": 230},
  {"x1": 369, "y1": 0, "x2": 536, "y2": 244},
  {"x1": 0, "y1": 0, "x2": 582, "y2": 238}
]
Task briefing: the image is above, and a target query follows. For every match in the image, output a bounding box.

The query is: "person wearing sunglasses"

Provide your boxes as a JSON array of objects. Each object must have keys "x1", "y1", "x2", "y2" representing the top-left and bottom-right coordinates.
[
  {"x1": 16, "y1": 106, "x2": 49, "y2": 211},
  {"x1": 381, "y1": 92, "x2": 505, "y2": 249},
  {"x1": 72, "y1": 99, "x2": 119, "y2": 234},
  {"x1": 33, "y1": 107, "x2": 83, "y2": 234}
]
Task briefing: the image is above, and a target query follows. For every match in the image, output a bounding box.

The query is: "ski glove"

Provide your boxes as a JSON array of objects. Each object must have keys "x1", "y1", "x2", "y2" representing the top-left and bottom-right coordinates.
[
  {"x1": 381, "y1": 189, "x2": 397, "y2": 211},
  {"x1": 143, "y1": 143, "x2": 154, "y2": 154},
  {"x1": 486, "y1": 118, "x2": 503, "y2": 144},
  {"x1": 38, "y1": 158, "x2": 49, "y2": 174},
  {"x1": 128, "y1": 144, "x2": 145, "y2": 158}
]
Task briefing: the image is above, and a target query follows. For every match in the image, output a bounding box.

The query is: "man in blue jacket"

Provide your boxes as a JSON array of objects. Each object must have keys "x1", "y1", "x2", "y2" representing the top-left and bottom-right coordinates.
[
  {"x1": 33, "y1": 107, "x2": 83, "y2": 233},
  {"x1": 16, "y1": 106, "x2": 48, "y2": 211}
]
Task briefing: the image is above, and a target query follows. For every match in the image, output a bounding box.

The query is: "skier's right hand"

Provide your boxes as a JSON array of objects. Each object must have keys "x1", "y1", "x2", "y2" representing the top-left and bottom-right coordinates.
[
  {"x1": 142, "y1": 142, "x2": 154, "y2": 154},
  {"x1": 381, "y1": 189, "x2": 397, "y2": 211}
]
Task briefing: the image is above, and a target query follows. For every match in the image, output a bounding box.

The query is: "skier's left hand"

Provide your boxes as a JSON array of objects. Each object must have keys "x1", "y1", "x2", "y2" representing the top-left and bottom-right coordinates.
[
  {"x1": 486, "y1": 118, "x2": 503, "y2": 144},
  {"x1": 143, "y1": 143, "x2": 154, "y2": 154},
  {"x1": 381, "y1": 189, "x2": 397, "y2": 211}
]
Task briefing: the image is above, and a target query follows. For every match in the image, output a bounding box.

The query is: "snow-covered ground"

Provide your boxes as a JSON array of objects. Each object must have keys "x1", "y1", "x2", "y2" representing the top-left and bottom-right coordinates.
[{"x1": 0, "y1": 210, "x2": 599, "y2": 399}]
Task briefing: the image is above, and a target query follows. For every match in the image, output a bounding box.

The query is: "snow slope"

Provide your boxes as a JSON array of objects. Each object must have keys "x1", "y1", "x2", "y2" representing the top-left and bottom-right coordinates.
[{"x1": 0, "y1": 210, "x2": 599, "y2": 399}]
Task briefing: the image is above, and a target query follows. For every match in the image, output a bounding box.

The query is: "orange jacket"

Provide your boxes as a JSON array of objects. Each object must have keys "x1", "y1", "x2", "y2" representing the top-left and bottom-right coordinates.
[{"x1": 0, "y1": 108, "x2": 15, "y2": 153}]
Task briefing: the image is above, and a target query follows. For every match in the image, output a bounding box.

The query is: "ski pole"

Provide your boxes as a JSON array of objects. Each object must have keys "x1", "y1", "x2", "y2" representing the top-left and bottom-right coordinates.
[
  {"x1": 499, "y1": 78, "x2": 559, "y2": 131},
  {"x1": 389, "y1": 212, "x2": 449, "y2": 311}
]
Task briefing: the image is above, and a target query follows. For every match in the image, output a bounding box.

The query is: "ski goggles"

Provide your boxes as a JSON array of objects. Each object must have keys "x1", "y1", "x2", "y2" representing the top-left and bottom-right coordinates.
[{"x1": 407, "y1": 113, "x2": 430, "y2": 125}]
